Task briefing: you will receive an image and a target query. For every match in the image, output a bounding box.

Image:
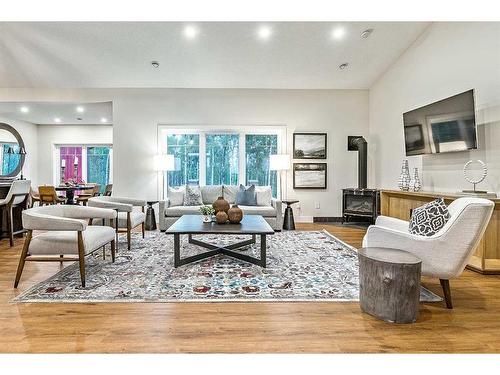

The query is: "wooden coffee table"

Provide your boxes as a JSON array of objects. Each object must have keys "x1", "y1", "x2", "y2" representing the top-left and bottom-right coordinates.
[{"x1": 165, "y1": 215, "x2": 274, "y2": 268}]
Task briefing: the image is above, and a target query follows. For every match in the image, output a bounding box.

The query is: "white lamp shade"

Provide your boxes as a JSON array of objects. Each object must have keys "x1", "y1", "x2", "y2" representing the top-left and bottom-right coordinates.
[
  {"x1": 269, "y1": 154, "x2": 290, "y2": 171},
  {"x1": 154, "y1": 154, "x2": 175, "y2": 171}
]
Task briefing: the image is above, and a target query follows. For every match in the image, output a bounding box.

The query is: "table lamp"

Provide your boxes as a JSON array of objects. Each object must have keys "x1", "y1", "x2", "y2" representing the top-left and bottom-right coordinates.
[{"x1": 154, "y1": 154, "x2": 175, "y2": 200}]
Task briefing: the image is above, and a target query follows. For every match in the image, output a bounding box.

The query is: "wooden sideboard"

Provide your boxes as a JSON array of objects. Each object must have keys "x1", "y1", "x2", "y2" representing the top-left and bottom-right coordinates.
[{"x1": 380, "y1": 190, "x2": 500, "y2": 275}]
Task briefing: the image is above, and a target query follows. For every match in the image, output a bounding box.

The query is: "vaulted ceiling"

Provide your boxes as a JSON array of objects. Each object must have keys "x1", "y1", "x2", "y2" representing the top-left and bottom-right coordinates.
[{"x1": 0, "y1": 22, "x2": 430, "y2": 89}]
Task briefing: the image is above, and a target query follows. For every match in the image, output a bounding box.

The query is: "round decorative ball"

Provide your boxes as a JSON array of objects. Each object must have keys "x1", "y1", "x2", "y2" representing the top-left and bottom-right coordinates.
[
  {"x1": 215, "y1": 211, "x2": 228, "y2": 224},
  {"x1": 228, "y1": 204, "x2": 243, "y2": 224},
  {"x1": 213, "y1": 196, "x2": 230, "y2": 214}
]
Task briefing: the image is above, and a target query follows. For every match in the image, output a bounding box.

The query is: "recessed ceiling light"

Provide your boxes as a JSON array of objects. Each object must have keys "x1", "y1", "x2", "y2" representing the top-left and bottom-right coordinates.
[
  {"x1": 257, "y1": 26, "x2": 273, "y2": 40},
  {"x1": 151, "y1": 61, "x2": 160, "y2": 68},
  {"x1": 100, "y1": 118, "x2": 108, "y2": 123},
  {"x1": 76, "y1": 117, "x2": 83, "y2": 121},
  {"x1": 183, "y1": 25, "x2": 199, "y2": 39},
  {"x1": 332, "y1": 27, "x2": 346, "y2": 40},
  {"x1": 54, "y1": 117, "x2": 61, "y2": 123},
  {"x1": 76, "y1": 106, "x2": 85, "y2": 113},
  {"x1": 361, "y1": 28, "x2": 374, "y2": 39},
  {"x1": 20, "y1": 106, "x2": 29, "y2": 113},
  {"x1": 339, "y1": 63, "x2": 349, "y2": 70}
]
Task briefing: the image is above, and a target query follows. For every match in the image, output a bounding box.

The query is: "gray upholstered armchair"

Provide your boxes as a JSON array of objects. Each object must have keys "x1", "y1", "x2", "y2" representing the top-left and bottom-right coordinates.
[
  {"x1": 362, "y1": 197, "x2": 494, "y2": 308},
  {"x1": 15, "y1": 205, "x2": 117, "y2": 288},
  {"x1": 88, "y1": 196, "x2": 146, "y2": 250}
]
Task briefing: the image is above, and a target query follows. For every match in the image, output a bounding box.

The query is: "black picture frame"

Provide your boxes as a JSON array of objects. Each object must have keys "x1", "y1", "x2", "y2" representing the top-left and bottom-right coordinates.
[
  {"x1": 293, "y1": 163, "x2": 327, "y2": 189},
  {"x1": 293, "y1": 133, "x2": 327, "y2": 159}
]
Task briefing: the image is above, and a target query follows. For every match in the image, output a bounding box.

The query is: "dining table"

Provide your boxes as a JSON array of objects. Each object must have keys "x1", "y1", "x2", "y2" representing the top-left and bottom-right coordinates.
[{"x1": 55, "y1": 185, "x2": 93, "y2": 205}]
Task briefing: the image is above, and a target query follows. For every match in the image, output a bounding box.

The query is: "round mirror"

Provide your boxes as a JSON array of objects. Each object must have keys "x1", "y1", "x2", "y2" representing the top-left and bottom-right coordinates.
[{"x1": 0, "y1": 123, "x2": 26, "y2": 179}]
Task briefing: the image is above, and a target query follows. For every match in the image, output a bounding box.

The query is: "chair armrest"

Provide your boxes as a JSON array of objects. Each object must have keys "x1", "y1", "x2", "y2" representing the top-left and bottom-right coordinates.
[
  {"x1": 375, "y1": 215, "x2": 410, "y2": 232},
  {"x1": 104, "y1": 196, "x2": 147, "y2": 207},
  {"x1": 22, "y1": 211, "x2": 87, "y2": 231},
  {"x1": 88, "y1": 198, "x2": 133, "y2": 212},
  {"x1": 62, "y1": 206, "x2": 117, "y2": 220},
  {"x1": 271, "y1": 198, "x2": 282, "y2": 212},
  {"x1": 363, "y1": 225, "x2": 434, "y2": 249}
]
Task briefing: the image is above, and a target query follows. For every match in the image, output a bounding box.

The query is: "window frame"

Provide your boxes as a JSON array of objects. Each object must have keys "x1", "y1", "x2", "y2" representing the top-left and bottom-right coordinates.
[
  {"x1": 157, "y1": 124, "x2": 287, "y2": 195},
  {"x1": 53, "y1": 143, "x2": 113, "y2": 186}
]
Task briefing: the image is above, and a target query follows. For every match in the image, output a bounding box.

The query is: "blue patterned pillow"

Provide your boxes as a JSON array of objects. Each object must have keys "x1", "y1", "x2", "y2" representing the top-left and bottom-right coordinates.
[
  {"x1": 409, "y1": 198, "x2": 450, "y2": 236},
  {"x1": 235, "y1": 184, "x2": 257, "y2": 206}
]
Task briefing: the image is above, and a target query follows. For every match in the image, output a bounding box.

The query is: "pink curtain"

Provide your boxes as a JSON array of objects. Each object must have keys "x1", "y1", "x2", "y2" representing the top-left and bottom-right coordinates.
[{"x1": 60, "y1": 146, "x2": 82, "y2": 182}]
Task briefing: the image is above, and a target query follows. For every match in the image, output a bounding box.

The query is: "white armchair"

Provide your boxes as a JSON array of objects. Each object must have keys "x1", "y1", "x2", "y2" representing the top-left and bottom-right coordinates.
[
  {"x1": 362, "y1": 197, "x2": 494, "y2": 308},
  {"x1": 88, "y1": 196, "x2": 146, "y2": 250},
  {"x1": 15, "y1": 205, "x2": 117, "y2": 288}
]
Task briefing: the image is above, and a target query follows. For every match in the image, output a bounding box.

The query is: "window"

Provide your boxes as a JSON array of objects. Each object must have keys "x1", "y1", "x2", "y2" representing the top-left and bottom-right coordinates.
[
  {"x1": 0, "y1": 144, "x2": 21, "y2": 175},
  {"x1": 166, "y1": 134, "x2": 199, "y2": 186},
  {"x1": 245, "y1": 134, "x2": 278, "y2": 197},
  {"x1": 206, "y1": 134, "x2": 239, "y2": 185},
  {"x1": 55, "y1": 145, "x2": 112, "y2": 194},
  {"x1": 160, "y1": 127, "x2": 284, "y2": 198}
]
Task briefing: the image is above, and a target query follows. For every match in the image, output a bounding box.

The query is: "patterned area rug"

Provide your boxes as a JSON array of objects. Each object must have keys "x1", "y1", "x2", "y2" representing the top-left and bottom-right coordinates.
[{"x1": 14, "y1": 230, "x2": 442, "y2": 303}]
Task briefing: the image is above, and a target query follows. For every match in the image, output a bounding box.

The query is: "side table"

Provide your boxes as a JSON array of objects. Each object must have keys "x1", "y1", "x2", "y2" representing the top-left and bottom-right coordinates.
[
  {"x1": 145, "y1": 200, "x2": 159, "y2": 230},
  {"x1": 282, "y1": 200, "x2": 299, "y2": 230}
]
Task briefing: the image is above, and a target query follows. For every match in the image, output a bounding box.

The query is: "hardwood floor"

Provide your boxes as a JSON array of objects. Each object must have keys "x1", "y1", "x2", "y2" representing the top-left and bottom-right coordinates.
[{"x1": 1, "y1": 223, "x2": 500, "y2": 353}]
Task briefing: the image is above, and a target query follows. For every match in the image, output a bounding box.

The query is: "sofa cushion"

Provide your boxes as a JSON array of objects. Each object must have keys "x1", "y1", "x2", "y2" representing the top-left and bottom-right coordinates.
[
  {"x1": 223, "y1": 185, "x2": 238, "y2": 204},
  {"x1": 201, "y1": 185, "x2": 222, "y2": 205},
  {"x1": 238, "y1": 205, "x2": 276, "y2": 217},
  {"x1": 409, "y1": 198, "x2": 450, "y2": 236},
  {"x1": 29, "y1": 226, "x2": 115, "y2": 255},
  {"x1": 184, "y1": 185, "x2": 203, "y2": 206},
  {"x1": 255, "y1": 186, "x2": 272, "y2": 206},
  {"x1": 166, "y1": 205, "x2": 203, "y2": 217},
  {"x1": 236, "y1": 184, "x2": 257, "y2": 206},
  {"x1": 168, "y1": 186, "x2": 185, "y2": 207}
]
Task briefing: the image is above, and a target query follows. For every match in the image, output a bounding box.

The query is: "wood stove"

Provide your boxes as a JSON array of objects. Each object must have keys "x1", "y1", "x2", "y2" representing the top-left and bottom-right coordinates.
[{"x1": 343, "y1": 136, "x2": 379, "y2": 224}]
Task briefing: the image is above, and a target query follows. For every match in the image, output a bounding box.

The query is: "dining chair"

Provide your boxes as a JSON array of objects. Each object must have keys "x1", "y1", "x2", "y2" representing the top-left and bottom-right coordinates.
[
  {"x1": 76, "y1": 184, "x2": 101, "y2": 206},
  {"x1": 0, "y1": 180, "x2": 31, "y2": 246},
  {"x1": 104, "y1": 184, "x2": 113, "y2": 196},
  {"x1": 29, "y1": 186, "x2": 41, "y2": 208},
  {"x1": 38, "y1": 185, "x2": 66, "y2": 205}
]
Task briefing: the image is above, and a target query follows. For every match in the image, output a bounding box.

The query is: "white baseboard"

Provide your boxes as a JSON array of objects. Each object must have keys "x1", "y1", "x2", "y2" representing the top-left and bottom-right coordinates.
[{"x1": 295, "y1": 216, "x2": 314, "y2": 223}]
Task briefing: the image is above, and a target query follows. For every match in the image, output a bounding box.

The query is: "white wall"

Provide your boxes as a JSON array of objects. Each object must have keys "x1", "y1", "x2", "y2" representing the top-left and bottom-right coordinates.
[
  {"x1": 369, "y1": 22, "x2": 500, "y2": 194},
  {"x1": 0, "y1": 88, "x2": 369, "y2": 218},
  {"x1": 0, "y1": 116, "x2": 38, "y2": 186},
  {"x1": 36, "y1": 124, "x2": 113, "y2": 185}
]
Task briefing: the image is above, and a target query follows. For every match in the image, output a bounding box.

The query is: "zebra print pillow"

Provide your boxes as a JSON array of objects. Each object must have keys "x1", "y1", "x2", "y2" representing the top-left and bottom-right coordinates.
[{"x1": 409, "y1": 198, "x2": 450, "y2": 236}]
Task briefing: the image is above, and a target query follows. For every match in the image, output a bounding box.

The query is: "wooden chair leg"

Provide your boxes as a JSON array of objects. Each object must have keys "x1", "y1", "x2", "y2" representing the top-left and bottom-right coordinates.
[
  {"x1": 7, "y1": 206, "x2": 14, "y2": 247},
  {"x1": 127, "y1": 212, "x2": 132, "y2": 250},
  {"x1": 77, "y1": 231, "x2": 86, "y2": 287},
  {"x1": 111, "y1": 240, "x2": 116, "y2": 263},
  {"x1": 59, "y1": 254, "x2": 64, "y2": 265},
  {"x1": 141, "y1": 221, "x2": 145, "y2": 239},
  {"x1": 14, "y1": 230, "x2": 32, "y2": 288},
  {"x1": 440, "y1": 279, "x2": 453, "y2": 309}
]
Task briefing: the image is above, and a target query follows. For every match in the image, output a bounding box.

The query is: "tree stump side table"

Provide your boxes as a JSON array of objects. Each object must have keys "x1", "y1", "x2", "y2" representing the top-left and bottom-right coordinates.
[{"x1": 358, "y1": 247, "x2": 422, "y2": 324}]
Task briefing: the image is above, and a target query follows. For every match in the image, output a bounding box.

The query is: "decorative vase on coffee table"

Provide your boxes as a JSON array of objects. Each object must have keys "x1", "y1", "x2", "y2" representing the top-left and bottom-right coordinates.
[
  {"x1": 216, "y1": 211, "x2": 228, "y2": 224},
  {"x1": 213, "y1": 196, "x2": 230, "y2": 214},
  {"x1": 228, "y1": 204, "x2": 243, "y2": 224},
  {"x1": 411, "y1": 167, "x2": 422, "y2": 192},
  {"x1": 398, "y1": 160, "x2": 411, "y2": 191}
]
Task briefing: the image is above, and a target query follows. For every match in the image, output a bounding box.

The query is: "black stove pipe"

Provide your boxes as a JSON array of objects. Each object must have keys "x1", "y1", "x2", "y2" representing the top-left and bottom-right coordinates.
[{"x1": 348, "y1": 136, "x2": 368, "y2": 189}]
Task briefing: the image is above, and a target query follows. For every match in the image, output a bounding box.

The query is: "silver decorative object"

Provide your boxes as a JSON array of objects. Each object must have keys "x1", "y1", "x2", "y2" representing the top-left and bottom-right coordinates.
[
  {"x1": 411, "y1": 167, "x2": 422, "y2": 192},
  {"x1": 463, "y1": 160, "x2": 487, "y2": 193},
  {"x1": 398, "y1": 160, "x2": 411, "y2": 191}
]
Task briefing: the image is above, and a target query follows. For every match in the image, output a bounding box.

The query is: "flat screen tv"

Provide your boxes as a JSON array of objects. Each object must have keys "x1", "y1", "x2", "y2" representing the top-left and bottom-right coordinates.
[{"x1": 403, "y1": 89, "x2": 477, "y2": 156}]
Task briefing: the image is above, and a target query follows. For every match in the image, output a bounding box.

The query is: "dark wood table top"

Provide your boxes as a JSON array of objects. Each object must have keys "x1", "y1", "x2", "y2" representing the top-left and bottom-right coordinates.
[
  {"x1": 55, "y1": 185, "x2": 92, "y2": 191},
  {"x1": 166, "y1": 215, "x2": 274, "y2": 235},
  {"x1": 282, "y1": 200, "x2": 299, "y2": 205}
]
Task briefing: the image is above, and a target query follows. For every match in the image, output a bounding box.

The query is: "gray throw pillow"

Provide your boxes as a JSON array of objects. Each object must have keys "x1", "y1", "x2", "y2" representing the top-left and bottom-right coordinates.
[
  {"x1": 235, "y1": 184, "x2": 257, "y2": 206},
  {"x1": 409, "y1": 198, "x2": 450, "y2": 236},
  {"x1": 183, "y1": 185, "x2": 203, "y2": 206}
]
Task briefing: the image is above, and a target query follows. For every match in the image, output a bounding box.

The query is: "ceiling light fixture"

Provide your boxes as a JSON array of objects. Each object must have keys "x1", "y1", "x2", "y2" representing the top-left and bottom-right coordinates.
[
  {"x1": 100, "y1": 118, "x2": 108, "y2": 123},
  {"x1": 332, "y1": 27, "x2": 346, "y2": 40},
  {"x1": 76, "y1": 106, "x2": 85, "y2": 113},
  {"x1": 151, "y1": 61, "x2": 160, "y2": 68},
  {"x1": 20, "y1": 106, "x2": 29, "y2": 113},
  {"x1": 183, "y1": 25, "x2": 199, "y2": 39},
  {"x1": 361, "y1": 28, "x2": 374, "y2": 39},
  {"x1": 54, "y1": 117, "x2": 61, "y2": 123},
  {"x1": 257, "y1": 26, "x2": 273, "y2": 40},
  {"x1": 339, "y1": 63, "x2": 349, "y2": 70}
]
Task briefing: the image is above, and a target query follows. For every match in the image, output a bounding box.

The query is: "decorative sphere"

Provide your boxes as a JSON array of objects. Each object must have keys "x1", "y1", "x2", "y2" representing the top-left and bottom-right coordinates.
[
  {"x1": 228, "y1": 204, "x2": 243, "y2": 224},
  {"x1": 213, "y1": 196, "x2": 230, "y2": 214}
]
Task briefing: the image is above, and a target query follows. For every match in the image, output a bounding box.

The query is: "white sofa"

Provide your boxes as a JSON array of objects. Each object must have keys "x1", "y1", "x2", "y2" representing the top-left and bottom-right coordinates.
[{"x1": 159, "y1": 185, "x2": 283, "y2": 231}]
